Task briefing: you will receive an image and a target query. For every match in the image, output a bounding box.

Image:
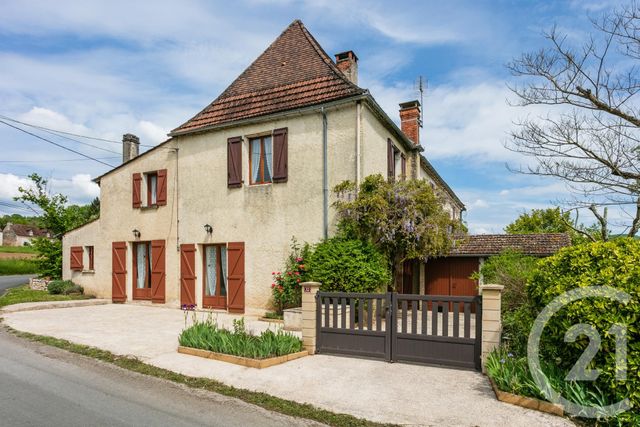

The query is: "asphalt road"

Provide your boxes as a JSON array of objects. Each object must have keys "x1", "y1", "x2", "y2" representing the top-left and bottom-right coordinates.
[
  {"x1": 0, "y1": 329, "x2": 322, "y2": 427},
  {"x1": 0, "y1": 274, "x2": 34, "y2": 292}
]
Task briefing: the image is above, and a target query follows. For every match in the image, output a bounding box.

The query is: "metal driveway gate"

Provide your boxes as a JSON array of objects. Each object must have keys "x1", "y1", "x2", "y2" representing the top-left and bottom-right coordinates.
[{"x1": 316, "y1": 292, "x2": 482, "y2": 370}]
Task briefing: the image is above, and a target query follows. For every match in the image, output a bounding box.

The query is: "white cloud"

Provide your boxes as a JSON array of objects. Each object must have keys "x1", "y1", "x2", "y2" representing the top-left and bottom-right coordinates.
[
  {"x1": 137, "y1": 121, "x2": 169, "y2": 144},
  {"x1": 0, "y1": 174, "x2": 33, "y2": 200},
  {"x1": 499, "y1": 189, "x2": 510, "y2": 196},
  {"x1": 472, "y1": 199, "x2": 489, "y2": 208}
]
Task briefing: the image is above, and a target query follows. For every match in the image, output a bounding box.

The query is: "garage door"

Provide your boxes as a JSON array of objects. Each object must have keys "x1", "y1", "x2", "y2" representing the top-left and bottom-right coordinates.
[{"x1": 425, "y1": 257, "x2": 479, "y2": 297}]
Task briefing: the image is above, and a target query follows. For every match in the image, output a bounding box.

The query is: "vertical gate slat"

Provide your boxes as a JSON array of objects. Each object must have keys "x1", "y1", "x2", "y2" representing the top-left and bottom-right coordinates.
[
  {"x1": 442, "y1": 302, "x2": 449, "y2": 337},
  {"x1": 332, "y1": 297, "x2": 338, "y2": 329},
  {"x1": 324, "y1": 296, "x2": 330, "y2": 329},
  {"x1": 341, "y1": 297, "x2": 346, "y2": 329},
  {"x1": 367, "y1": 299, "x2": 373, "y2": 330},
  {"x1": 464, "y1": 302, "x2": 471, "y2": 338},
  {"x1": 421, "y1": 299, "x2": 428, "y2": 335},
  {"x1": 350, "y1": 297, "x2": 355, "y2": 329},
  {"x1": 358, "y1": 298, "x2": 364, "y2": 330},
  {"x1": 431, "y1": 301, "x2": 438, "y2": 335},
  {"x1": 376, "y1": 298, "x2": 382, "y2": 331},
  {"x1": 411, "y1": 300, "x2": 417, "y2": 334},
  {"x1": 453, "y1": 302, "x2": 460, "y2": 338},
  {"x1": 401, "y1": 300, "x2": 408, "y2": 333}
]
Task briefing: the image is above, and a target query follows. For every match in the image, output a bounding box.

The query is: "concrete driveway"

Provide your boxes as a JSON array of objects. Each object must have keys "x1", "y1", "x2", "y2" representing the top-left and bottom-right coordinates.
[{"x1": 3, "y1": 304, "x2": 572, "y2": 427}]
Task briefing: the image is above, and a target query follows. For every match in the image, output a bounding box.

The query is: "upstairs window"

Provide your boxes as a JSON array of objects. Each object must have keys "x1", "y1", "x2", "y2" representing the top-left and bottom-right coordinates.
[
  {"x1": 146, "y1": 172, "x2": 158, "y2": 206},
  {"x1": 132, "y1": 170, "x2": 167, "y2": 208},
  {"x1": 85, "y1": 246, "x2": 94, "y2": 271},
  {"x1": 250, "y1": 136, "x2": 273, "y2": 185}
]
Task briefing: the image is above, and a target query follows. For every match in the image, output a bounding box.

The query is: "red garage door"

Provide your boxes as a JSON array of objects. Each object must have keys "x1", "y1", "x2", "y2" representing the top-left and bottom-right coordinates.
[{"x1": 424, "y1": 257, "x2": 479, "y2": 297}]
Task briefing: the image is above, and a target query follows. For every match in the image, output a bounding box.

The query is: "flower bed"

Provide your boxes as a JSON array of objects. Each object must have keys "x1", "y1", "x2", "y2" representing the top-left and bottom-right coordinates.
[{"x1": 178, "y1": 317, "x2": 306, "y2": 368}]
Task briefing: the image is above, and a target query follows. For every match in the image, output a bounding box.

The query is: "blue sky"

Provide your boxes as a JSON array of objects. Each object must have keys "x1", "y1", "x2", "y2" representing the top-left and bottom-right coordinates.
[{"x1": 0, "y1": 0, "x2": 628, "y2": 232}]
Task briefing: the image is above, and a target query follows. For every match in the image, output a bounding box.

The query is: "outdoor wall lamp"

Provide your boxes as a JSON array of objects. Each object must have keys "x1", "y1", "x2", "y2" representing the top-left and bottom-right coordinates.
[
  {"x1": 204, "y1": 224, "x2": 213, "y2": 234},
  {"x1": 132, "y1": 229, "x2": 141, "y2": 238}
]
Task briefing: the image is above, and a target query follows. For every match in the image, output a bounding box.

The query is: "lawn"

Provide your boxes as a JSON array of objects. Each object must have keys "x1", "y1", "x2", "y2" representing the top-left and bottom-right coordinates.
[
  {"x1": 0, "y1": 285, "x2": 90, "y2": 308},
  {"x1": 0, "y1": 259, "x2": 38, "y2": 275},
  {"x1": 0, "y1": 245, "x2": 37, "y2": 254}
]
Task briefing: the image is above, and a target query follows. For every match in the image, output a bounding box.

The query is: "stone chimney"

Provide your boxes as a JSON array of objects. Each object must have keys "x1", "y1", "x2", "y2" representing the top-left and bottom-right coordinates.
[
  {"x1": 335, "y1": 51, "x2": 358, "y2": 85},
  {"x1": 122, "y1": 133, "x2": 140, "y2": 163},
  {"x1": 399, "y1": 100, "x2": 421, "y2": 146}
]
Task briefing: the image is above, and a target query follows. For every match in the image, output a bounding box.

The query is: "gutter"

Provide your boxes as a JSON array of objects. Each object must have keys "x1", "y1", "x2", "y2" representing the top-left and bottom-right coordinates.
[{"x1": 322, "y1": 107, "x2": 329, "y2": 239}]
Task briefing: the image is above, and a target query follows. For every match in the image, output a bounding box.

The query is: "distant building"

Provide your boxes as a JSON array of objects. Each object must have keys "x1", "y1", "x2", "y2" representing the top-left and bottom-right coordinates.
[{"x1": 1, "y1": 222, "x2": 51, "y2": 246}]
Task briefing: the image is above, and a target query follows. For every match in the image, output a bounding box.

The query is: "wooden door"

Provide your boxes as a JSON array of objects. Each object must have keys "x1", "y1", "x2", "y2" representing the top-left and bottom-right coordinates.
[
  {"x1": 202, "y1": 244, "x2": 227, "y2": 309},
  {"x1": 401, "y1": 260, "x2": 415, "y2": 294},
  {"x1": 132, "y1": 241, "x2": 152, "y2": 300},
  {"x1": 151, "y1": 240, "x2": 166, "y2": 304},
  {"x1": 450, "y1": 258, "x2": 478, "y2": 297},
  {"x1": 424, "y1": 258, "x2": 451, "y2": 296},
  {"x1": 112, "y1": 242, "x2": 127, "y2": 303},
  {"x1": 227, "y1": 242, "x2": 245, "y2": 313},
  {"x1": 180, "y1": 244, "x2": 196, "y2": 307}
]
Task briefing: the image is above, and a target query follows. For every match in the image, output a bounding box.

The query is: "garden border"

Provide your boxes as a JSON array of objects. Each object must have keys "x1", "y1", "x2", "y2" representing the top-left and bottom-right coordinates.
[
  {"x1": 489, "y1": 378, "x2": 564, "y2": 417},
  {"x1": 178, "y1": 346, "x2": 309, "y2": 368}
]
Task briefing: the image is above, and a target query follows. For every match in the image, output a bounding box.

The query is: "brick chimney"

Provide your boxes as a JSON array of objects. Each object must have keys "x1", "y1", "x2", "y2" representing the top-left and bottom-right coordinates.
[
  {"x1": 334, "y1": 51, "x2": 358, "y2": 85},
  {"x1": 122, "y1": 133, "x2": 140, "y2": 163},
  {"x1": 399, "y1": 100, "x2": 421, "y2": 146}
]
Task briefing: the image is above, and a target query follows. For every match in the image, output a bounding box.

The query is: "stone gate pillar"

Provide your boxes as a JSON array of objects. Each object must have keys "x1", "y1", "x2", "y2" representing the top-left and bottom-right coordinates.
[
  {"x1": 480, "y1": 283, "x2": 504, "y2": 372},
  {"x1": 301, "y1": 281, "x2": 321, "y2": 354}
]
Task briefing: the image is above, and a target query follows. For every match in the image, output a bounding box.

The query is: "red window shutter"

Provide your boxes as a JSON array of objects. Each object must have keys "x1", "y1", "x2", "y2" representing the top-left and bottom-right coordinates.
[
  {"x1": 112, "y1": 242, "x2": 127, "y2": 303},
  {"x1": 151, "y1": 240, "x2": 166, "y2": 304},
  {"x1": 180, "y1": 244, "x2": 197, "y2": 307},
  {"x1": 227, "y1": 242, "x2": 245, "y2": 313},
  {"x1": 70, "y1": 246, "x2": 83, "y2": 271},
  {"x1": 387, "y1": 139, "x2": 394, "y2": 180},
  {"x1": 227, "y1": 137, "x2": 243, "y2": 188},
  {"x1": 156, "y1": 169, "x2": 167, "y2": 206},
  {"x1": 132, "y1": 173, "x2": 142, "y2": 208},
  {"x1": 272, "y1": 127, "x2": 288, "y2": 183}
]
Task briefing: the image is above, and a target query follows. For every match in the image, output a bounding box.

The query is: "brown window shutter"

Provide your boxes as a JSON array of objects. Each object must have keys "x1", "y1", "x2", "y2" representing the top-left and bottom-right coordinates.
[
  {"x1": 227, "y1": 242, "x2": 245, "y2": 313},
  {"x1": 180, "y1": 244, "x2": 197, "y2": 307},
  {"x1": 151, "y1": 240, "x2": 166, "y2": 304},
  {"x1": 401, "y1": 153, "x2": 406, "y2": 181},
  {"x1": 156, "y1": 169, "x2": 167, "y2": 206},
  {"x1": 227, "y1": 137, "x2": 243, "y2": 188},
  {"x1": 387, "y1": 139, "x2": 394, "y2": 180},
  {"x1": 132, "y1": 173, "x2": 142, "y2": 208},
  {"x1": 112, "y1": 242, "x2": 127, "y2": 303},
  {"x1": 272, "y1": 127, "x2": 288, "y2": 183},
  {"x1": 70, "y1": 246, "x2": 83, "y2": 271}
]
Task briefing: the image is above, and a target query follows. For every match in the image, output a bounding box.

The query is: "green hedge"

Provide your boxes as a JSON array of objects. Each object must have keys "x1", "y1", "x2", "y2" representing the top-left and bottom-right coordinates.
[
  {"x1": 527, "y1": 238, "x2": 640, "y2": 416},
  {"x1": 47, "y1": 280, "x2": 83, "y2": 295}
]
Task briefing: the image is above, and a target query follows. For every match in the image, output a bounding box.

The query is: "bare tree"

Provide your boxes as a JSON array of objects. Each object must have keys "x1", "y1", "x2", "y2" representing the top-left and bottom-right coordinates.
[{"x1": 507, "y1": 3, "x2": 640, "y2": 238}]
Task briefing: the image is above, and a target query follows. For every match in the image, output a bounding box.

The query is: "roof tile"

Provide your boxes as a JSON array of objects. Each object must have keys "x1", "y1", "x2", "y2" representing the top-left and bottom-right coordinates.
[{"x1": 451, "y1": 233, "x2": 571, "y2": 256}]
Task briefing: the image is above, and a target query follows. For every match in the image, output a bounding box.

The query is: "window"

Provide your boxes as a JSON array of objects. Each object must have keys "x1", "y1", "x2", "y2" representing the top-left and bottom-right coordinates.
[
  {"x1": 249, "y1": 136, "x2": 272, "y2": 184},
  {"x1": 133, "y1": 242, "x2": 152, "y2": 299},
  {"x1": 146, "y1": 172, "x2": 158, "y2": 206},
  {"x1": 85, "y1": 246, "x2": 94, "y2": 271},
  {"x1": 203, "y1": 244, "x2": 227, "y2": 309}
]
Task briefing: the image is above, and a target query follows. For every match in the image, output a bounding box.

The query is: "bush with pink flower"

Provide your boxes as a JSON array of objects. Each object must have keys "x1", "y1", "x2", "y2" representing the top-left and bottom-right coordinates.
[{"x1": 270, "y1": 239, "x2": 310, "y2": 315}]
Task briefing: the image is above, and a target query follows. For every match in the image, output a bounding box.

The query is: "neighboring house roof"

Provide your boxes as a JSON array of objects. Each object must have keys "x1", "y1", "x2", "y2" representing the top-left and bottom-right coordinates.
[
  {"x1": 4, "y1": 223, "x2": 50, "y2": 238},
  {"x1": 450, "y1": 233, "x2": 571, "y2": 257},
  {"x1": 171, "y1": 20, "x2": 365, "y2": 136}
]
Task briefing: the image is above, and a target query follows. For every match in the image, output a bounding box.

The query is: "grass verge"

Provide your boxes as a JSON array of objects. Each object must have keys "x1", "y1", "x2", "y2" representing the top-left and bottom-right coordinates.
[
  {"x1": 5, "y1": 325, "x2": 395, "y2": 427},
  {"x1": 0, "y1": 245, "x2": 37, "y2": 254},
  {"x1": 0, "y1": 258, "x2": 37, "y2": 275},
  {"x1": 0, "y1": 285, "x2": 90, "y2": 308}
]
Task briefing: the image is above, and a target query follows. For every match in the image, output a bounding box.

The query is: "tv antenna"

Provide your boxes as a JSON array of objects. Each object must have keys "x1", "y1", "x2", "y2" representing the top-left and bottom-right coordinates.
[{"x1": 414, "y1": 76, "x2": 427, "y2": 128}]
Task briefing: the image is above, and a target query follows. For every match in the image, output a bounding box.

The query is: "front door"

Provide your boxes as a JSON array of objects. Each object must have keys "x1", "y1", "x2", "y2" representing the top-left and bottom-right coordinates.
[
  {"x1": 133, "y1": 241, "x2": 152, "y2": 300},
  {"x1": 202, "y1": 244, "x2": 227, "y2": 309}
]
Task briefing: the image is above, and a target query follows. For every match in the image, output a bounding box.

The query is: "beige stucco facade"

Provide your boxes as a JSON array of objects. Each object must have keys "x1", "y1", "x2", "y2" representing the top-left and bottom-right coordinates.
[{"x1": 63, "y1": 99, "x2": 463, "y2": 314}]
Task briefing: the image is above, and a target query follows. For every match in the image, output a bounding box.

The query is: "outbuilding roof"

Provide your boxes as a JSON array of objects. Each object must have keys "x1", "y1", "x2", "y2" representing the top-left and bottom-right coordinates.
[
  {"x1": 451, "y1": 233, "x2": 571, "y2": 257},
  {"x1": 171, "y1": 20, "x2": 365, "y2": 135},
  {"x1": 4, "y1": 223, "x2": 50, "y2": 238}
]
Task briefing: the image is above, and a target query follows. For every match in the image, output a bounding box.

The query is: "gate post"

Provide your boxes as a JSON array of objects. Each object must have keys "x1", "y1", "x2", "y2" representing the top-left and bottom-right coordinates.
[
  {"x1": 479, "y1": 284, "x2": 504, "y2": 372},
  {"x1": 301, "y1": 282, "x2": 321, "y2": 354}
]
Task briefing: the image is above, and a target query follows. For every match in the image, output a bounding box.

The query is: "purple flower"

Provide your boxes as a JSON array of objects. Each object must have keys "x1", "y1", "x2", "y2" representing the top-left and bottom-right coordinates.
[{"x1": 500, "y1": 359, "x2": 506, "y2": 364}]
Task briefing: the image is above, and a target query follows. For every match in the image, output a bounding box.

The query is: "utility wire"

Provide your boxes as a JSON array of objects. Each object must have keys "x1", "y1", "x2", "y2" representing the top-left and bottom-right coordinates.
[
  {"x1": 0, "y1": 157, "x2": 119, "y2": 163},
  {"x1": 0, "y1": 114, "x2": 157, "y2": 148},
  {"x1": 0, "y1": 119, "x2": 116, "y2": 168}
]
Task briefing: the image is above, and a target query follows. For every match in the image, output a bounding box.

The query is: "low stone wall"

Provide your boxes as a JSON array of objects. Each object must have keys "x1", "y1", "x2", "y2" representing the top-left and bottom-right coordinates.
[
  {"x1": 29, "y1": 278, "x2": 50, "y2": 291},
  {"x1": 283, "y1": 307, "x2": 302, "y2": 330}
]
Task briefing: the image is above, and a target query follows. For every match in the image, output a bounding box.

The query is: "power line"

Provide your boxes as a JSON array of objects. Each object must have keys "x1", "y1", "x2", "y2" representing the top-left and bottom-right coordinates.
[
  {"x1": 0, "y1": 114, "x2": 157, "y2": 148},
  {"x1": 0, "y1": 119, "x2": 116, "y2": 168},
  {"x1": 0, "y1": 201, "x2": 41, "y2": 215},
  {"x1": 0, "y1": 157, "x2": 119, "y2": 163}
]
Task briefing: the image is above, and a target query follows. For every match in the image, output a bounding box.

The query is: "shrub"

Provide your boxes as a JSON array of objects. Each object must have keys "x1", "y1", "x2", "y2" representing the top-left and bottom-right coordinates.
[
  {"x1": 179, "y1": 317, "x2": 303, "y2": 359},
  {"x1": 47, "y1": 280, "x2": 83, "y2": 295},
  {"x1": 270, "y1": 239, "x2": 311, "y2": 314},
  {"x1": 527, "y1": 238, "x2": 640, "y2": 417},
  {"x1": 306, "y1": 237, "x2": 391, "y2": 293}
]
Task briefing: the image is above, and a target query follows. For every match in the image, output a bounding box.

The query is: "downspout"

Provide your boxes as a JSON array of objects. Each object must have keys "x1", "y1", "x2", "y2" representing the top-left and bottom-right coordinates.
[
  {"x1": 322, "y1": 107, "x2": 329, "y2": 240},
  {"x1": 356, "y1": 101, "x2": 361, "y2": 189}
]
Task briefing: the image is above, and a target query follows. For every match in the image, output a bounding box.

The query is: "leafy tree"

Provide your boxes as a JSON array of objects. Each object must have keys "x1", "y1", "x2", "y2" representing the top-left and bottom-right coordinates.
[
  {"x1": 505, "y1": 207, "x2": 599, "y2": 244},
  {"x1": 14, "y1": 174, "x2": 99, "y2": 279},
  {"x1": 333, "y1": 174, "x2": 460, "y2": 288}
]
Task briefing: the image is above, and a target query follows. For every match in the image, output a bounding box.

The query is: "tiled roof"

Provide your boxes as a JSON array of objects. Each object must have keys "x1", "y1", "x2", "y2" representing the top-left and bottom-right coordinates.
[
  {"x1": 5, "y1": 223, "x2": 50, "y2": 237},
  {"x1": 171, "y1": 20, "x2": 364, "y2": 135},
  {"x1": 451, "y1": 233, "x2": 571, "y2": 257}
]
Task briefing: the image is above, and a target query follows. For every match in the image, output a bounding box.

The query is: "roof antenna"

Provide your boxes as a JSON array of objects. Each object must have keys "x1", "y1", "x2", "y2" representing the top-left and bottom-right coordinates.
[{"x1": 414, "y1": 76, "x2": 426, "y2": 128}]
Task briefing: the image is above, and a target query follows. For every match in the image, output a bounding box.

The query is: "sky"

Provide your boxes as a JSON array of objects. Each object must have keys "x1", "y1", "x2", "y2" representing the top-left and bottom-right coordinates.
[{"x1": 0, "y1": 0, "x2": 630, "y2": 233}]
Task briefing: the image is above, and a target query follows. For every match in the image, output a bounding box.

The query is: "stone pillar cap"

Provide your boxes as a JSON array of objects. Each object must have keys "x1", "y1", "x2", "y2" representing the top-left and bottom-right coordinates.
[
  {"x1": 480, "y1": 284, "x2": 504, "y2": 292},
  {"x1": 300, "y1": 281, "x2": 321, "y2": 287}
]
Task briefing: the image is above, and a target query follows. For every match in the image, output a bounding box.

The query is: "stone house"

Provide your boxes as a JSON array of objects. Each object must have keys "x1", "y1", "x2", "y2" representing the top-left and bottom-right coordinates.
[
  {"x1": 62, "y1": 20, "x2": 464, "y2": 315},
  {"x1": 1, "y1": 222, "x2": 51, "y2": 247}
]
